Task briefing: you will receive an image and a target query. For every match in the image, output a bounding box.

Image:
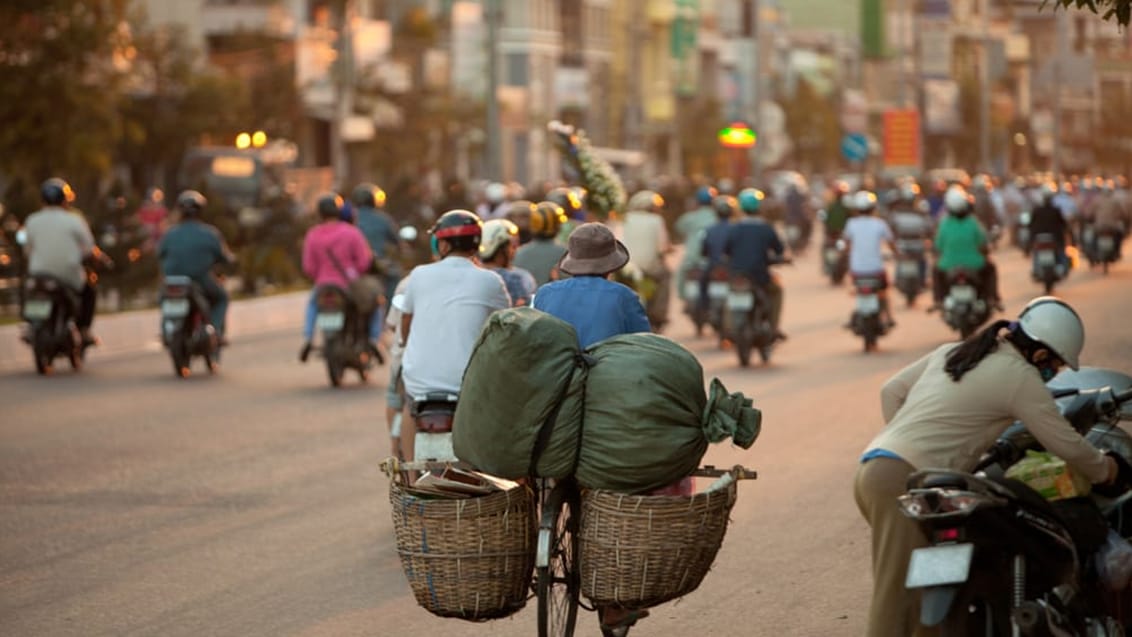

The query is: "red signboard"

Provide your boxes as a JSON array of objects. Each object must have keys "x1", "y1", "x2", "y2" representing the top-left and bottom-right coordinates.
[{"x1": 883, "y1": 109, "x2": 921, "y2": 170}]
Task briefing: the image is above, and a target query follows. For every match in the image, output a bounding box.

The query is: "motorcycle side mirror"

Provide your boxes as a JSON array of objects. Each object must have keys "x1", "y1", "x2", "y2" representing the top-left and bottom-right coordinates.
[
  {"x1": 15, "y1": 228, "x2": 27, "y2": 246},
  {"x1": 399, "y1": 226, "x2": 419, "y2": 242}
]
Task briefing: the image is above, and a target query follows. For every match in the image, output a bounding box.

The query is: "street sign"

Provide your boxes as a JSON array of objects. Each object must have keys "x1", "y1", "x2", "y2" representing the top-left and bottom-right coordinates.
[
  {"x1": 841, "y1": 133, "x2": 869, "y2": 162},
  {"x1": 882, "y1": 109, "x2": 921, "y2": 171},
  {"x1": 719, "y1": 122, "x2": 757, "y2": 148}
]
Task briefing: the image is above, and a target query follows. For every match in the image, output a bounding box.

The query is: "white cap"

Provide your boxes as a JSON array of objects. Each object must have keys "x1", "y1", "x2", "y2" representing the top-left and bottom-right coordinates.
[{"x1": 1018, "y1": 296, "x2": 1084, "y2": 370}]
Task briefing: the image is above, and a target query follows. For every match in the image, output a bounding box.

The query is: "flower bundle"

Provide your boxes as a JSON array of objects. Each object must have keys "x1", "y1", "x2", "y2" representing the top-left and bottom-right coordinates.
[{"x1": 547, "y1": 120, "x2": 625, "y2": 221}]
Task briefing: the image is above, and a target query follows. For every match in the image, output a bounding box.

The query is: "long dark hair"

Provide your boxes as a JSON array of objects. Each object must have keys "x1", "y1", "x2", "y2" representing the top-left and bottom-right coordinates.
[{"x1": 944, "y1": 319, "x2": 1013, "y2": 382}]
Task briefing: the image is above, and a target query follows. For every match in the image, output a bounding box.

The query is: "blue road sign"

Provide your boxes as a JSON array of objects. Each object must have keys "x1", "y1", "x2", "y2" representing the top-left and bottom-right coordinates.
[{"x1": 841, "y1": 133, "x2": 869, "y2": 162}]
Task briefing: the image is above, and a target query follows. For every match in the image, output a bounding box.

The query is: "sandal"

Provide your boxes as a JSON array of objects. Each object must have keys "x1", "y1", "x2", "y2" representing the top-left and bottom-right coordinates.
[{"x1": 600, "y1": 609, "x2": 650, "y2": 637}]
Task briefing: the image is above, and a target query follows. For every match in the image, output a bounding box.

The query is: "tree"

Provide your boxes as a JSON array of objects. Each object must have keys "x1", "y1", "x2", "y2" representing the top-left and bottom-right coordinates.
[
  {"x1": 1050, "y1": 0, "x2": 1132, "y2": 26},
  {"x1": 0, "y1": 1, "x2": 131, "y2": 211},
  {"x1": 781, "y1": 78, "x2": 842, "y2": 174}
]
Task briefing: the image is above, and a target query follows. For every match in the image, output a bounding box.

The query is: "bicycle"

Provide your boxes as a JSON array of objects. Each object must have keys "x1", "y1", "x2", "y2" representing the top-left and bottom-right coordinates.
[{"x1": 387, "y1": 459, "x2": 757, "y2": 637}]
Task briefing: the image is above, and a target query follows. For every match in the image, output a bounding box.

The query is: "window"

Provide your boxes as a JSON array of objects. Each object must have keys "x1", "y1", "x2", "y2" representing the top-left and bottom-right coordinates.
[
  {"x1": 506, "y1": 52, "x2": 529, "y2": 86},
  {"x1": 561, "y1": 0, "x2": 584, "y2": 65}
]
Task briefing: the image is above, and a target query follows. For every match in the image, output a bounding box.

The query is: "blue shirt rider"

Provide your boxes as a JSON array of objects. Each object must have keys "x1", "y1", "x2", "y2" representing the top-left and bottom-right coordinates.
[
  {"x1": 697, "y1": 195, "x2": 736, "y2": 312},
  {"x1": 157, "y1": 190, "x2": 235, "y2": 339},
  {"x1": 351, "y1": 183, "x2": 401, "y2": 298},
  {"x1": 722, "y1": 188, "x2": 788, "y2": 341}
]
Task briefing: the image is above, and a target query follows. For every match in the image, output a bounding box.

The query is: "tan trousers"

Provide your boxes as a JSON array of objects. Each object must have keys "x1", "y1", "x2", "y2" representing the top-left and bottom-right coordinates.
[{"x1": 853, "y1": 457, "x2": 939, "y2": 637}]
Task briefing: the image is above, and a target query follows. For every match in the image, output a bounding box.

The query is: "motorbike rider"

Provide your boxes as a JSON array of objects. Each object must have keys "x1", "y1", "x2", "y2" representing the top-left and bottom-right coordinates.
[
  {"x1": 621, "y1": 190, "x2": 673, "y2": 331},
  {"x1": 674, "y1": 185, "x2": 719, "y2": 302},
  {"x1": 351, "y1": 183, "x2": 402, "y2": 301},
  {"x1": 931, "y1": 185, "x2": 1003, "y2": 311},
  {"x1": 513, "y1": 201, "x2": 568, "y2": 286},
  {"x1": 783, "y1": 182, "x2": 812, "y2": 251},
  {"x1": 698, "y1": 195, "x2": 737, "y2": 313},
  {"x1": 22, "y1": 178, "x2": 100, "y2": 345},
  {"x1": 1029, "y1": 181, "x2": 1074, "y2": 273},
  {"x1": 722, "y1": 188, "x2": 788, "y2": 341},
  {"x1": 298, "y1": 193, "x2": 376, "y2": 363},
  {"x1": 399, "y1": 210, "x2": 510, "y2": 461},
  {"x1": 503, "y1": 199, "x2": 537, "y2": 245},
  {"x1": 854, "y1": 296, "x2": 1124, "y2": 637},
  {"x1": 887, "y1": 181, "x2": 933, "y2": 286},
  {"x1": 157, "y1": 191, "x2": 236, "y2": 344},
  {"x1": 544, "y1": 186, "x2": 586, "y2": 244},
  {"x1": 1091, "y1": 179, "x2": 1130, "y2": 259},
  {"x1": 971, "y1": 174, "x2": 1003, "y2": 241},
  {"x1": 479, "y1": 219, "x2": 536, "y2": 306},
  {"x1": 476, "y1": 181, "x2": 508, "y2": 220},
  {"x1": 821, "y1": 180, "x2": 853, "y2": 241},
  {"x1": 841, "y1": 190, "x2": 897, "y2": 329}
]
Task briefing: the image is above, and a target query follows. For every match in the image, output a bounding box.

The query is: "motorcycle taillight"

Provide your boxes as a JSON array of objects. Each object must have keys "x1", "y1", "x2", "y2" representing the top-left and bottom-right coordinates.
[
  {"x1": 934, "y1": 528, "x2": 962, "y2": 542},
  {"x1": 858, "y1": 287, "x2": 875, "y2": 295},
  {"x1": 318, "y1": 291, "x2": 344, "y2": 309},
  {"x1": 710, "y1": 268, "x2": 730, "y2": 282},
  {"x1": 163, "y1": 285, "x2": 189, "y2": 298}
]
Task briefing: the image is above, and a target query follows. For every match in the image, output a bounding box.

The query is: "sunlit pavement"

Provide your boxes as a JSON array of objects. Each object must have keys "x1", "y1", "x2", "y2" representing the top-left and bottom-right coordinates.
[{"x1": 1, "y1": 241, "x2": 1129, "y2": 637}]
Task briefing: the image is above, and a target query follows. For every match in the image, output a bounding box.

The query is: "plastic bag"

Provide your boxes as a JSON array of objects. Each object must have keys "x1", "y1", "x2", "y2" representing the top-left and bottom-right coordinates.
[{"x1": 1096, "y1": 529, "x2": 1132, "y2": 591}]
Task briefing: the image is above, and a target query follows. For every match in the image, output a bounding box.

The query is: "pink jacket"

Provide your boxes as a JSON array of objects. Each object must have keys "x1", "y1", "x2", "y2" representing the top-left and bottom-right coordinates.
[{"x1": 302, "y1": 221, "x2": 374, "y2": 287}]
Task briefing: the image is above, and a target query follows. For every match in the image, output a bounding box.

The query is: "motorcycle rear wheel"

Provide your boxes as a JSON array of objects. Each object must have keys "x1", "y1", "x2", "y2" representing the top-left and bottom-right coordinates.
[
  {"x1": 324, "y1": 338, "x2": 345, "y2": 387},
  {"x1": 170, "y1": 333, "x2": 191, "y2": 378},
  {"x1": 32, "y1": 329, "x2": 53, "y2": 375}
]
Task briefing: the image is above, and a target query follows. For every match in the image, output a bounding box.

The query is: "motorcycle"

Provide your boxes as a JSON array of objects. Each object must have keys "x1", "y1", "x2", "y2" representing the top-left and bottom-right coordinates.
[
  {"x1": 822, "y1": 236, "x2": 849, "y2": 286},
  {"x1": 682, "y1": 264, "x2": 729, "y2": 338},
  {"x1": 21, "y1": 275, "x2": 90, "y2": 374},
  {"x1": 1083, "y1": 223, "x2": 1122, "y2": 275},
  {"x1": 901, "y1": 368, "x2": 1132, "y2": 636},
  {"x1": 849, "y1": 274, "x2": 890, "y2": 353},
  {"x1": 1016, "y1": 211, "x2": 1033, "y2": 256},
  {"x1": 313, "y1": 284, "x2": 379, "y2": 387},
  {"x1": 409, "y1": 391, "x2": 460, "y2": 460},
  {"x1": 1031, "y1": 233, "x2": 1067, "y2": 295},
  {"x1": 724, "y1": 266, "x2": 785, "y2": 367},
  {"x1": 784, "y1": 220, "x2": 810, "y2": 255},
  {"x1": 940, "y1": 268, "x2": 990, "y2": 339},
  {"x1": 894, "y1": 240, "x2": 927, "y2": 307},
  {"x1": 160, "y1": 275, "x2": 220, "y2": 378}
]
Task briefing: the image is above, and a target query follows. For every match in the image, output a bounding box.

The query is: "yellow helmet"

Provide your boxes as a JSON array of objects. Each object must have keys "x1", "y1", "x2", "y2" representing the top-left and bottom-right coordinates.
[{"x1": 530, "y1": 201, "x2": 567, "y2": 239}]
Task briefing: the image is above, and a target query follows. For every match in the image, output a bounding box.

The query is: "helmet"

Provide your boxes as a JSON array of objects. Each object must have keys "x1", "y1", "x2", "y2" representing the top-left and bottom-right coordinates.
[
  {"x1": 712, "y1": 195, "x2": 737, "y2": 218},
  {"x1": 972, "y1": 174, "x2": 990, "y2": 191},
  {"x1": 695, "y1": 185, "x2": 718, "y2": 205},
  {"x1": 849, "y1": 190, "x2": 877, "y2": 213},
  {"x1": 146, "y1": 187, "x2": 164, "y2": 204},
  {"x1": 430, "y1": 209, "x2": 483, "y2": 252},
  {"x1": 1040, "y1": 181, "x2": 1059, "y2": 199},
  {"x1": 834, "y1": 180, "x2": 851, "y2": 195},
  {"x1": 530, "y1": 201, "x2": 566, "y2": 239},
  {"x1": 41, "y1": 178, "x2": 75, "y2": 206},
  {"x1": 545, "y1": 187, "x2": 584, "y2": 220},
  {"x1": 899, "y1": 182, "x2": 921, "y2": 202},
  {"x1": 627, "y1": 190, "x2": 664, "y2": 213},
  {"x1": 479, "y1": 219, "x2": 520, "y2": 261},
  {"x1": 504, "y1": 200, "x2": 536, "y2": 243},
  {"x1": 176, "y1": 190, "x2": 207, "y2": 217},
  {"x1": 737, "y1": 188, "x2": 765, "y2": 214},
  {"x1": 944, "y1": 186, "x2": 973, "y2": 215},
  {"x1": 351, "y1": 183, "x2": 386, "y2": 208},
  {"x1": 1017, "y1": 296, "x2": 1084, "y2": 370},
  {"x1": 485, "y1": 182, "x2": 507, "y2": 204},
  {"x1": 316, "y1": 192, "x2": 344, "y2": 218}
]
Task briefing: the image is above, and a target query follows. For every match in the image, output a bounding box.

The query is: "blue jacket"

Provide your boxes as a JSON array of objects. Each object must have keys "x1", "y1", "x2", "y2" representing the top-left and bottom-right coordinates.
[
  {"x1": 722, "y1": 217, "x2": 784, "y2": 286},
  {"x1": 532, "y1": 276, "x2": 651, "y2": 348},
  {"x1": 355, "y1": 207, "x2": 399, "y2": 259},
  {"x1": 158, "y1": 220, "x2": 230, "y2": 282},
  {"x1": 701, "y1": 221, "x2": 731, "y2": 267}
]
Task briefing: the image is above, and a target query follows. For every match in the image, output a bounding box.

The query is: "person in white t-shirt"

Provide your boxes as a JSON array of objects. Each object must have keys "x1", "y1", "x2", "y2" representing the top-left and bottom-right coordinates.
[
  {"x1": 620, "y1": 190, "x2": 672, "y2": 331},
  {"x1": 842, "y1": 190, "x2": 897, "y2": 328},
  {"x1": 399, "y1": 210, "x2": 511, "y2": 461}
]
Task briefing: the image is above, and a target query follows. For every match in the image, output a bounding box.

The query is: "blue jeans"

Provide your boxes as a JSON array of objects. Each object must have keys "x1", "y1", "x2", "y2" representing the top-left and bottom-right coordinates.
[
  {"x1": 197, "y1": 276, "x2": 228, "y2": 337},
  {"x1": 303, "y1": 290, "x2": 382, "y2": 341}
]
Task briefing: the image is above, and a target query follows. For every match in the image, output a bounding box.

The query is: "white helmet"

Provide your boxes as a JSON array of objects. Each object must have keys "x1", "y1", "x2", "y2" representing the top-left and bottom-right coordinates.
[
  {"x1": 1040, "y1": 181, "x2": 1059, "y2": 198},
  {"x1": 944, "y1": 185, "x2": 973, "y2": 214},
  {"x1": 850, "y1": 190, "x2": 877, "y2": 212},
  {"x1": 485, "y1": 182, "x2": 507, "y2": 204},
  {"x1": 1017, "y1": 296, "x2": 1084, "y2": 370},
  {"x1": 478, "y1": 218, "x2": 519, "y2": 260}
]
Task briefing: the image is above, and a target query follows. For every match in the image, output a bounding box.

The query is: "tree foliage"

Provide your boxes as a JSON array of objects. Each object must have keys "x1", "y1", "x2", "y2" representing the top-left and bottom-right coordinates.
[{"x1": 1048, "y1": 0, "x2": 1132, "y2": 26}]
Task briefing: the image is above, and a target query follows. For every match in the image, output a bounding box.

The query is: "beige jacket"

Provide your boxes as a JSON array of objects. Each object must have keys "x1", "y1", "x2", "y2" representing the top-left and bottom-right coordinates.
[{"x1": 865, "y1": 341, "x2": 1109, "y2": 484}]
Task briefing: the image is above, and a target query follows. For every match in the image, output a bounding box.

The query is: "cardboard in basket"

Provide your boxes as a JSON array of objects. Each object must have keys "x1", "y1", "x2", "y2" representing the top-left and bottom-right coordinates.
[
  {"x1": 1004, "y1": 450, "x2": 1092, "y2": 501},
  {"x1": 408, "y1": 466, "x2": 520, "y2": 498}
]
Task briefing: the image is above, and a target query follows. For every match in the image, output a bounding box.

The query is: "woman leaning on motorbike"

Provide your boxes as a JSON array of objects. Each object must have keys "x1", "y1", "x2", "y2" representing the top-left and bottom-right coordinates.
[{"x1": 853, "y1": 296, "x2": 1126, "y2": 637}]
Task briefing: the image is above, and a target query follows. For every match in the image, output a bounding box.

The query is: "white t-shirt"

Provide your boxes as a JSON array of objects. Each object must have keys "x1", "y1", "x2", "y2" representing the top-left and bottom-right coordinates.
[
  {"x1": 25, "y1": 207, "x2": 95, "y2": 290},
  {"x1": 620, "y1": 211, "x2": 670, "y2": 273},
  {"x1": 400, "y1": 256, "x2": 511, "y2": 399},
  {"x1": 843, "y1": 215, "x2": 893, "y2": 275}
]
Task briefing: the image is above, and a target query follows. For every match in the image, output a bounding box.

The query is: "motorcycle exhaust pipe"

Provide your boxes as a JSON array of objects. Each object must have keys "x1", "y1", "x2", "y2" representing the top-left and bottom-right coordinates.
[{"x1": 1012, "y1": 601, "x2": 1051, "y2": 636}]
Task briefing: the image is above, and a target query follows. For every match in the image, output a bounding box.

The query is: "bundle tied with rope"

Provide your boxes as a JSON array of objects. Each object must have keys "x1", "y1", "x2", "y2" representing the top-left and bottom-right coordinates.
[
  {"x1": 452, "y1": 308, "x2": 762, "y2": 492},
  {"x1": 548, "y1": 120, "x2": 626, "y2": 221}
]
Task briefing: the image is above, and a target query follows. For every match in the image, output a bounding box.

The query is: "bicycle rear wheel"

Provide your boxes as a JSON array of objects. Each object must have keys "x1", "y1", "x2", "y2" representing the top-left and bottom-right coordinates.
[{"x1": 537, "y1": 480, "x2": 580, "y2": 637}]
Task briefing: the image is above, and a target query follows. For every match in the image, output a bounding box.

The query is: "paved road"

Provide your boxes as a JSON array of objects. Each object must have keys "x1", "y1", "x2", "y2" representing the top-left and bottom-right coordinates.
[{"x1": 1, "y1": 242, "x2": 1129, "y2": 637}]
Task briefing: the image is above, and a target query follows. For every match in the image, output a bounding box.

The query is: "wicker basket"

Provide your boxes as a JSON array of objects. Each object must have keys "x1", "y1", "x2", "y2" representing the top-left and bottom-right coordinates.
[
  {"x1": 389, "y1": 478, "x2": 536, "y2": 621},
  {"x1": 578, "y1": 478, "x2": 738, "y2": 609}
]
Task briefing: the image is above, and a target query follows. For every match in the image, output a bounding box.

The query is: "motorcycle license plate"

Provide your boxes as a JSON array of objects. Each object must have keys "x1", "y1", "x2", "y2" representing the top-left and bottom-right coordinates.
[
  {"x1": 1098, "y1": 236, "x2": 1116, "y2": 252},
  {"x1": 727, "y1": 292, "x2": 754, "y2": 311},
  {"x1": 906, "y1": 543, "x2": 974, "y2": 588},
  {"x1": 682, "y1": 281, "x2": 700, "y2": 301},
  {"x1": 856, "y1": 294, "x2": 880, "y2": 314},
  {"x1": 316, "y1": 312, "x2": 344, "y2": 332},
  {"x1": 22, "y1": 299, "x2": 52, "y2": 321},
  {"x1": 708, "y1": 282, "x2": 730, "y2": 299},
  {"x1": 949, "y1": 285, "x2": 976, "y2": 303},
  {"x1": 825, "y1": 248, "x2": 840, "y2": 264},
  {"x1": 161, "y1": 298, "x2": 190, "y2": 318},
  {"x1": 897, "y1": 261, "x2": 919, "y2": 277},
  {"x1": 786, "y1": 226, "x2": 801, "y2": 241},
  {"x1": 1036, "y1": 250, "x2": 1056, "y2": 266}
]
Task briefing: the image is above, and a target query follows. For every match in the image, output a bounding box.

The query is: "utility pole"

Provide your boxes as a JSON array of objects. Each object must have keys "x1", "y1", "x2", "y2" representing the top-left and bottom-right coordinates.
[
  {"x1": 331, "y1": 0, "x2": 355, "y2": 189},
  {"x1": 627, "y1": 0, "x2": 645, "y2": 154},
  {"x1": 484, "y1": 0, "x2": 503, "y2": 181},
  {"x1": 1051, "y1": 8, "x2": 1064, "y2": 178},
  {"x1": 978, "y1": 0, "x2": 991, "y2": 174},
  {"x1": 748, "y1": 0, "x2": 761, "y2": 186}
]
